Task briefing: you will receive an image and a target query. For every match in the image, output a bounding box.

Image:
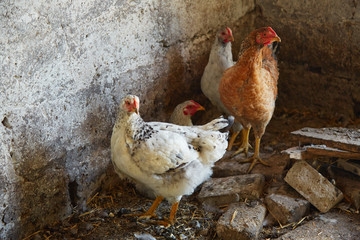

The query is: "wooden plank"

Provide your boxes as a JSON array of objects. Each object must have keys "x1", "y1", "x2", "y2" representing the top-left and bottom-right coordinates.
[
  {"x1": 306, "y1": 145, "x2": 360, "y2": 160},
  {"x1": 282, "y1": 145, "x2": 360, "y2": 160},
  {"x1": 337, "y1": 161, "x2": 360, "y2": 177},
  {"x1": 291, "y1": 127, "x2": 360, "y2": 153}
]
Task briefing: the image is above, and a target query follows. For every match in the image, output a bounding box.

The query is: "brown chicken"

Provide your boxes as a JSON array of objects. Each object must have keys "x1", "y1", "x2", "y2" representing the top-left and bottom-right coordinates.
[{"x1": 219, "y1": 27, "x2": 281, "y2": 172}]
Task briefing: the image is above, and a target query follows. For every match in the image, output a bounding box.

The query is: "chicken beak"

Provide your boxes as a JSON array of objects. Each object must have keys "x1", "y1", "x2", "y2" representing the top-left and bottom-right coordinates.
[
  {"x1": 197, "y1": 105, "x2": 205, "y2": 111},
  {"x1": 273, "y1": 36, "x2": 281, "y2": 42},
  {"x1": 134, "y1": 108, "x2": 139, "y2": 114},
  {"x1": 229, "y1": 35, "x2": 234, "y2": 42}
]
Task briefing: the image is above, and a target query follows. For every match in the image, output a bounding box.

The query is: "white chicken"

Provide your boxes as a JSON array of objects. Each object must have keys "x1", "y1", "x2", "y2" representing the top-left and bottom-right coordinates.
[
  {"x1": 200, "y1": 26, "x2": 243, "y2": 150},
  {"x1": 111, "y1": 95, "x2": 233, "y2": 226},
  {"x1": 169, "y1": 100, "x2": 205, "y2": 126}
]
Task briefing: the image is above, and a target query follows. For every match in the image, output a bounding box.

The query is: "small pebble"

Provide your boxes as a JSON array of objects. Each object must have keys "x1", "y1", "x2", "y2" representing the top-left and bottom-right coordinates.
[
  {"x1": 98, "y1": 210, "x2": 109, "y2": 218},
  {"x1": 85, "y1": 223, "x2": 94, "y2": 231},
  {"x1": 134, "y1": 233, "x2": 156, "y2": 240},
  {"x1": 33, "y1": 234, "x2": 42, "y2": 240},
  {"x1": 191, "y1": 220, "x2": 201, "y2": 229},
  {"x1": 70, "y1": 227, "x2": 78, "y2": 235},
  {"x1": 264, "y1": 146, "x2": 274, "y2": 152},
  {"x1": 78, "y1": 222, "x2": 94, "y2": 232},
  {"x1": 109, "y1": 212, "x2": 115, "y2": 218},
  {"x1": 168, "y1": 233, "x2": 177, "y2": 240},
  {"x1": 179, "y1": 233, "x2": 187, "y2": 239},
  {"x1": 117, "y1": 208, "x2": 131, "y2": 217}
]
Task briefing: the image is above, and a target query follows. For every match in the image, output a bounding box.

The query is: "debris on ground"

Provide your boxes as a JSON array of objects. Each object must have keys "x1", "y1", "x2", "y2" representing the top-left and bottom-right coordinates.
[
  {"x1": 284, "y1": 160, "x2": 343, "y2": 212},
  {"x1": 22, "y1": 113, "x2": 360, "y2": 240},
  {"x1": 198, "y1": 174, "x2": 265, "y2": 208},
  {"x1": 216, "y1": 202, "x2": 266, "y2": 240},
  {"x1": 265, "y1": 190, "x2": 310, "y2": 225},
  {"x1": 275, "y1": 212, "x2": 360, "y2": 240},
  {"x1": 291, "y1": 127, "x2": 360, "y2": 152},
  {"x1": 337, "y1": 160, "x2": 360, "y2": 177},
  {"x1": 283, "y1": 145, "x2": 360, "y2": 160},
  {"x1": 331, "y1": 167, "x2": 360, "y2": 211}
]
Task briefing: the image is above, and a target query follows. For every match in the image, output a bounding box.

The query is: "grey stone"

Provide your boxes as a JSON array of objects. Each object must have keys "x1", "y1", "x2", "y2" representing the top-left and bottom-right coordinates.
[
  {"x1": 212, "y1": 160, "x2": 250, "y2": 178},
  {"x1": 251, "y1": 154, "x2": 289, "y2": 181},
  {"x1": 284, "y1": 161, "x2": 343, "y2": 212},
  {"x1": 265, "y1": 192, "x2": 310, "y2": 225},
  {"x1": 213, "y1": 153, "x2": 289, "y2": 180},
  {"x1": 216, "y1": 202, "x2": 266, "y2": 240},
  {"x1": 275, "y1": 211, "x2": 360, "y2": 240},
  {"x1": 198, "y1": 174, "x2": 265, "y2": 207},
  {"x1": 0, "y1": 0, "x2": 255, "y2": 238}
]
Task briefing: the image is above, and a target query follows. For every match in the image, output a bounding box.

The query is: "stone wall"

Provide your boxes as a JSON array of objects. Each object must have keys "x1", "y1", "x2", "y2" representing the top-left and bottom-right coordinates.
[
  {"x1": 0, "y1": 0, "x2": 255, "y2": 238},
  {"x1": 255, "y1": 0, "x2": 360, "y2": 120}
]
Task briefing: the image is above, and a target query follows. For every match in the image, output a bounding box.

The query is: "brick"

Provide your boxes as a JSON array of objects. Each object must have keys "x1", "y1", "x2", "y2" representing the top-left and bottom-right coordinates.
[
  {"x1": 212, "y1": 160, "x2": 250, "y2": 178},
  {"x1": 198, "y1": 174, "x2": 265, "y2": 207},
  {"x1": 213, "y1": 153, "x2": 289, "y2": 180},
  {"x1": 265, "y1": 192, "x2": 310, "y2": 225},
  {"x1": 216, "y1": 202, "x2": 266, "y2": 240},
  {"x1": 284, "y1": 161, "x2": 343, "y2": 212},
  {"x1": 251, "y1": 154, "x2": 289, "y2": 180}
]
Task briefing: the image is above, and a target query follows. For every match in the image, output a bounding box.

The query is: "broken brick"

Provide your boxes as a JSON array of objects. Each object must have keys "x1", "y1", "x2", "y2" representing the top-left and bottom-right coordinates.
[
  {"x1": 265, "y1": 192, "x2": 310, "y2": 225},
  {"x1": 198, "y1": 174, "x2": 265, "y2": 207},
  {"x1": 216, "y1": 202, "x2": 266, "y2": 240}
]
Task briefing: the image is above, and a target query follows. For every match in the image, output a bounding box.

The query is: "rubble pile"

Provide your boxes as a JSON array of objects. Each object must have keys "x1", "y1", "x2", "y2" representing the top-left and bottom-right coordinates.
[{"x1": 198, "y1": 127, "x2": 360, "y2": 239}]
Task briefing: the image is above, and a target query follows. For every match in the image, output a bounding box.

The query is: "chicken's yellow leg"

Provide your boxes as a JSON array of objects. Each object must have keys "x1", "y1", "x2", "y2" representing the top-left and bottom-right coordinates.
[
  {"x1": 240, "y1": 136, "x2": 270, "y2": 173},
  {"x1": 231, "y1": 128, "x2": 251, "y2": 157},
  {"x1": 227, "y1": 131, "x2": 240, "y2": 151},
  {"x1": 168, "y1": 201, "x2": 179, "y2": 224},
  {"x1": 154, "y1": 201, "x2": 179, "y2": 227},
  {"x1": 125, "y1": 196, "x2": 164, "y2": 219}
]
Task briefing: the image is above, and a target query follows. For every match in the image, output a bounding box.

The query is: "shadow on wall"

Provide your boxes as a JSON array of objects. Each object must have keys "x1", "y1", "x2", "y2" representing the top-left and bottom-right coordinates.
[{"x1": 11, "y1": 136, "x2": 71, "y2": 239}]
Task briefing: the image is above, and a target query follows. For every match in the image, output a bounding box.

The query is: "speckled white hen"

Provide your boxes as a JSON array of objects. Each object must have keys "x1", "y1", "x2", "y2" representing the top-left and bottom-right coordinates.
[{"x1": 111, "y1": 95, "x2": 232, "y2": 226}]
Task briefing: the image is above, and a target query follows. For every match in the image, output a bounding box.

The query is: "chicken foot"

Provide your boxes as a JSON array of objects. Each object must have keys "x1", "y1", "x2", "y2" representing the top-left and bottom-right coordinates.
[
  {"x1": 126, "y1": 196, "x2": 179, "y2": 227},
  {"x1": 124, "y1": 196, "x2": 164, "y2": 219},
  {"x1": 231, "y1": 128, "x2": 251, "y2": 157},
  {"x1": 151, "y1": 201, "x2": 179, "y2": 227},
  {"x1": 239, "y1": 137, "x2": 270, "y2": 173}
]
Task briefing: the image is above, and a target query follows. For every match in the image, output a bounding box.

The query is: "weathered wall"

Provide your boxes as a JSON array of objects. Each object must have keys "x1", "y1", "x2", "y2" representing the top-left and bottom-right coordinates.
[
  {"x1": 0, "y1": 0, "x2": 255, "y2": 238},
  {"x1": 255, "y1": 0, "x2": 360, "y2": 120}
]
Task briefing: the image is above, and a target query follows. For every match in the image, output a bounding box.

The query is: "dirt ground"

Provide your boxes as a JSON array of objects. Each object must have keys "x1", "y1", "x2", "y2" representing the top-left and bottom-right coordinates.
[{"x1": 22, "y1": 108, "x2": 360, "y2": 240}]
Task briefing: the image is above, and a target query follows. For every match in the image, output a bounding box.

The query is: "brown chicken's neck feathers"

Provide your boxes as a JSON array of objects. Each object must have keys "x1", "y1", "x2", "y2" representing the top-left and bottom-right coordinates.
[{"x1": 235, "y1": 45, "x2": 263, "y2": 78}]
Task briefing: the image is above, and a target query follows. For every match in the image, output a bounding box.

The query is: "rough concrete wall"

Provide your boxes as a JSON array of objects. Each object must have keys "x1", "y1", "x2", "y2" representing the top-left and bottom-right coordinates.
[
  {"x1": 255, "y1": 0, "x2": 360, "y2": 120},
  {"x1": 0, "y1": 0, "x2": 255, "y2": 238}
]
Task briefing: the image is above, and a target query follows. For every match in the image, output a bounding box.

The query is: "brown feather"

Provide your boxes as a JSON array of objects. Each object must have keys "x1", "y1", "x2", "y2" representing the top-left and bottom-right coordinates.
[{"x1": 219, "y1": 28, "x2": 280, "y2": 139}]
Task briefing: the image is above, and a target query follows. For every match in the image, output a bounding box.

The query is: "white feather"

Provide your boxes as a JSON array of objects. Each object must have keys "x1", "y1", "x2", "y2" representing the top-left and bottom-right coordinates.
[{"x1": 111, "y1": 95, "x2": 229, "y2": 203}]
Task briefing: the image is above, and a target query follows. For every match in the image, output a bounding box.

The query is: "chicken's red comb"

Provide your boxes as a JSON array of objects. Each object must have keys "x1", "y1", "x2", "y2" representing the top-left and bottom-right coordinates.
[
  {"x1": 267, "y1": 27, "x2": 277, "y2": 36},
  {"x1": 190, "y1": 100, "x2": 199, "y2": 105},
  {"x1": 133, "y1": 97, "x2": 138, "y2": 108},
  {"x1": 226, "y1": 27, "x2": 232, "y2": 36}
]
